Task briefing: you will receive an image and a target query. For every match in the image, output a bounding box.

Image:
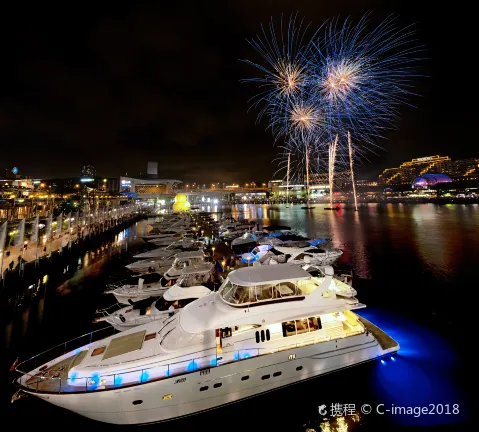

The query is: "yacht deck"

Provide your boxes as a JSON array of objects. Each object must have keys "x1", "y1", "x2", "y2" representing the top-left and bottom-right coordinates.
[
  {"x1": 25, "y1": 350, "x2": 87, "y2": 393},
  {"x1": 358, "y1": 316, "x2": 398, "y2": 350}
]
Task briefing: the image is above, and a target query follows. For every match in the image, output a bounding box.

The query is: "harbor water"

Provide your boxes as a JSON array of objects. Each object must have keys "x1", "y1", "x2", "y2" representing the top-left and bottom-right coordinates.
[{"x1": 1, "y1": 203, "x2": 475, "y2": 431}]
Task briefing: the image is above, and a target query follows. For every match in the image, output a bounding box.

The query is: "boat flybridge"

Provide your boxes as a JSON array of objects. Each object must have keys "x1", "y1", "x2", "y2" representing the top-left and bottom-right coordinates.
[
  {"x1": 94, "y1": 263, "x2": 217, "y2": 331},
  {"x1": 13, "y1": 265, "x2": 399, "y2": 425}
]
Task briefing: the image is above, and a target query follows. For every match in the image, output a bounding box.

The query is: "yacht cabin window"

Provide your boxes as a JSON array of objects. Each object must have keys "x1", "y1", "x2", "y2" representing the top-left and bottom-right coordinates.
[
  {"x1": 282, "y1": 316, "x2": 323, "y2": 337},
  {"x1": 221, "y1": 278, "x2": 314, "y2": 305}
]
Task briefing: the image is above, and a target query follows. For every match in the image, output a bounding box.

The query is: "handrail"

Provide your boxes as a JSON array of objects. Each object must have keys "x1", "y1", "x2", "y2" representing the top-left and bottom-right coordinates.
[
  {"x1": 16, "y1": 347, "x2": 262, "y2": 395},
  {"x1": 15, "y1": 326, "x2": 119, "y2": 375},
  {"x1": 16, "y1": 325, "x2": 367, "y2": 395}
]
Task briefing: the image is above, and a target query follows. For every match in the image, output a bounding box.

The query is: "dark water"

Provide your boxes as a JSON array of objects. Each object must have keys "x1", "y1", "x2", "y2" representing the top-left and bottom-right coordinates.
[{"x1": 1, "y1": 204, "x2": 476, "y2": 431}]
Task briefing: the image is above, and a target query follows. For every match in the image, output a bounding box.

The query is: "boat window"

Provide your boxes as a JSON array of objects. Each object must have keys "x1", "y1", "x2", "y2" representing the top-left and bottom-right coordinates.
[
  {"x1": 261, "y1": 330, "x2": 265, "y2": 342},
  {"x1": 255, "y1": 331, "x2": 260, "y2": 343},
  {"x1": 295, "y1": 319, "x2": 309, "y2": 334},
  {"x1": 241, "y1": 375, "x2": 249, "y2": 381},
  {"x1": 234, "y1": 324, "x2": 261, "y2": 333},
  {"x1": 282, "y1": 321, "x2": 296, "y2": 337},
  {"x1": 221, "y1": 327, "x2": 232, "y2": 338},
  {"x1": 255, "y1": 284, "x2": 273, "y2": 301},
  {"x1": 266, "y1": 329, "x2": 270, "y2": 341},
  {"x1": 274, "y1": 282, "x2": 297, "y2": 297},
  {"x1": 294, "y1": 253, "x2": 309, "y2": 261},
  {"x1": 178, "y1": 298, "x2": 196, "y2": 308},
  {"x1": 91, "y1": 346, "x2": 106, "y2": 356},
  {"x1": 308, "y1": 316, "x2": 321, "y2": 331},
  {"x1": 222, "y1": 283, "x2": 249, "y2": 304}
]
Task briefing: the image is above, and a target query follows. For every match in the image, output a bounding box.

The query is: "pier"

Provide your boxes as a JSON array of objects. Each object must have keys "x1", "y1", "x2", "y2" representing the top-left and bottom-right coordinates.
[{"x1": 0, "y1": 205, "x2": 146, "y2": 279}]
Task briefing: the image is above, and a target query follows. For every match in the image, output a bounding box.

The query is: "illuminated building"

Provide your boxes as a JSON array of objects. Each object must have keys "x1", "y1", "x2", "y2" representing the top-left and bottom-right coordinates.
[
  {"x1": 378, "y1": 155, "x2": 479, "y2": 185},
  {"x1": 413, "y1": 173, "x2": 453, "y2": 188}
]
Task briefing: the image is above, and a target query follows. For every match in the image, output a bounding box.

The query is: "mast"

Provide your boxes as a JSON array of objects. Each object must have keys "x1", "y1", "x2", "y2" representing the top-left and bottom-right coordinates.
[
  {"x1": 286, "y1": 152, "x2": 291, "y2": 206},
  {"x1": 328, "y1": 135, "x2": 338, "y2": 209},
  {"x1": 348, "y1": 130, "x2": 359, "y2": 211},
  {"x1": 305, "y1": 145, "x2": 310, "y2": 206}
]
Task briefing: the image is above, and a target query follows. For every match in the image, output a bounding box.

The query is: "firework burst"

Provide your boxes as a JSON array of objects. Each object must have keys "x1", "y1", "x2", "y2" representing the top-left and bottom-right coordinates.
[{"x1": 242, "y1": 12, "x2": 423, "y2": 186}]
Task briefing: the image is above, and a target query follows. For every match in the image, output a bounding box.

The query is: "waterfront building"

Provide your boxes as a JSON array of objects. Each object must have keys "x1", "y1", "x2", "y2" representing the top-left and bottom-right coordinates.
[
  {"x1": 413, "y1": 173, "x2": 453, "y2": 188},
  {"x1": 378, "y1": 155, "x2": 479, "y2": 185}
]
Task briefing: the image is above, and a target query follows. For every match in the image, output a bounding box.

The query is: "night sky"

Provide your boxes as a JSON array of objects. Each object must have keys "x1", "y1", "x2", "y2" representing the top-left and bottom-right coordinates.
[{"x1": 0, "y1": 1, "x2": 477, "y2": 183}]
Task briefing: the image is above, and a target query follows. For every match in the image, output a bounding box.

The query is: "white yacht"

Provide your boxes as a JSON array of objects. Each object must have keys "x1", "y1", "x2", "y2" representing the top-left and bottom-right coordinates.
[
  {"x1": 242, "y1": 242, "x2": 342, "y2": 266},
  {"x1": 230, "y1": 231, "x2": 264, "y2": 247},
  {"x1": 125, "y1": 250, "x2": 205, "y2": 276},
  {"x1": 94, "y1": 264, "x2": 217, "y2": 331},
  {"x1": 111, "y1": 254, "x2": 209, "y2": 304},
  {"x1": 13, "y1": 265, "x2": 398, "y2": 425},
  {"x1": 107, "y1": 278, "x2": 170, "y2": 304},
  {"x1": 132, "y1": 239, "x2": 203, "y2": 259},
  {"x1": 125, "y1": 256, "x2": 176, "y2": 274}
]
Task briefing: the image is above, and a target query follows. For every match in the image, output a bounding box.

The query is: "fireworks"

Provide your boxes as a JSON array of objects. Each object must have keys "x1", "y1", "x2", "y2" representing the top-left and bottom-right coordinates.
[{"x1": 242, "y1": 13, "x2": 422, "y2": 193}]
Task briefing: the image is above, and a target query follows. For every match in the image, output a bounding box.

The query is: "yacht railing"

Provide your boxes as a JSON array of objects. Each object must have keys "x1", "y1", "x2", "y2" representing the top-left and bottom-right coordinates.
[
  {"x1": 15, "y1": 324, "x2": 366, "y2": 395},
  {"x1": 15, "y1": 325, "x2": 120, "y2": 377},
  {"x1": 16, "y1": 346, "x2": 262, "y2": 395}
]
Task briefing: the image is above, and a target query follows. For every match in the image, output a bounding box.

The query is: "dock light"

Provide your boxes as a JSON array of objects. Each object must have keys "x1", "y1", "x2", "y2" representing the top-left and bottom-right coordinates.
[
  {"x1": 381, "y1": 359, "x2": 386, "y2": 365},
  {"x1": 390, "y1": 356, "x2": 396, "y2": 361}
]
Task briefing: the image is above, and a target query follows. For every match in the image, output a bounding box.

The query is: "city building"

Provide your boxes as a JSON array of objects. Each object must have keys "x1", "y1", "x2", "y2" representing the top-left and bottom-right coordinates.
[
  {"x1": 413, "y1": 173, "x2": 453, "y2": 188},
  {"x1": 119, "y1": 163, "x2": 181, "y2": 200},
  {"x1": 378, "y1": 155, "x2": 479, "y2": 185}
]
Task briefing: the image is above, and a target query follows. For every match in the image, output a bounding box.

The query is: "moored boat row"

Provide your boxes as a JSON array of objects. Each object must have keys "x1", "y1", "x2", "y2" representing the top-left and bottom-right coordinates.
[{"x1": 11, "y1": 212, "x2": 399, "y2": 425}]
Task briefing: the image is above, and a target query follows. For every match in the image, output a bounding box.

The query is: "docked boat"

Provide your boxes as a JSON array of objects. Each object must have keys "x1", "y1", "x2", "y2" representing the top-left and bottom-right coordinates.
[
  {"x1": 94, "y1": 264, "x2": 217, "y2": 331},
  {"x1": 110, "y1": 255, "x2": 211, "y2": 304},
  {"x1": 132, "y1": 239, "x2": 203, "y2": 259},
  {"x1": 125, "y1": 256, "x2": 176, "y2": 274},
  {"x1": 159, "y1": 250, "x2": 206, "y2": 280},
  {"x1": 13, "y1": 265, "x2": 399, "y2": 425},
  {"x1": 106, "y1": 278, "x2": 170, "y2": 304}
]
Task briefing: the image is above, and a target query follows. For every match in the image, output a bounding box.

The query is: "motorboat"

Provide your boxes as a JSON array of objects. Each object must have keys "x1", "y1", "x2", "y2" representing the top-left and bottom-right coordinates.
[
  {"x1": 231, "y1": 231, "x2": 264, "y2": 247},
  {"x1": 13, "y1": 265, "x2": 399, "y2": 424},
  {"x1": 94, "y1": 264, "x2": 218, "y2": 331},
  {"x1": 147, "y1": 235, "x2": 187, "y2": 247},
  {"x1": 267, "y1": 245, "x2": 343, "y2": 266},
  {"x1": 126, "y1": 250, "x2": 206, "y2": 276},
  {"x1": 132, "y1": 239, "x2": 204, "y2": 259},
  {"x1": 139, "y1": 228, "x2": 193, "y2": 241},
  {"x1": 106, "y1": 278, "x2": 171, "y2": 305},
  {"x1": 111, "y1": 255, "x2": 210, "y2": 304},
  {"x1": 125, "y1": 256, "x2": 176, "y2": 274},
  {"x1": 160, "y1": 251, "x2": 206, "y2": 281}
]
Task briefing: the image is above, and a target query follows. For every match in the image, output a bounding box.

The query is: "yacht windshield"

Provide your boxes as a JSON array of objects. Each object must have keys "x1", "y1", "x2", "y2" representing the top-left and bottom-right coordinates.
[{"x1": 221, "y1": 279, "x2": 316, "y2": 305}]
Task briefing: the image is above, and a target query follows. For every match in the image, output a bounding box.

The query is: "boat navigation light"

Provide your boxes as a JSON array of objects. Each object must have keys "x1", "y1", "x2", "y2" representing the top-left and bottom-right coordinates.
[
  {"x1": 390, "y1": 356, "x2": 396, "y2": 361},
  {"x1": 380, "y1": 359, "x2": 386, "y2": 365}
]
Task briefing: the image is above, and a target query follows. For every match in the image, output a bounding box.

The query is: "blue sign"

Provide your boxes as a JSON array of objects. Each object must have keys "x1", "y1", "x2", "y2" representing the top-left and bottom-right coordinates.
[{"x1": 12, "y1": 167, "x2": 18, "y2": 174}]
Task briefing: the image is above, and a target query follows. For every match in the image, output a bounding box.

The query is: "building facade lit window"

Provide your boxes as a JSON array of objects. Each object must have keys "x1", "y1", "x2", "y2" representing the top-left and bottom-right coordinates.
[{"x1": 378, "y1": 155, "x2": 479, "y2": 185}]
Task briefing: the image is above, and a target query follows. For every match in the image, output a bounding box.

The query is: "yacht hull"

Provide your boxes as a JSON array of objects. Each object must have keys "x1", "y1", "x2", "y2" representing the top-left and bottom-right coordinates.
[{"x1": 22, "y1": 333, "x2": 397, "y2": 425}]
